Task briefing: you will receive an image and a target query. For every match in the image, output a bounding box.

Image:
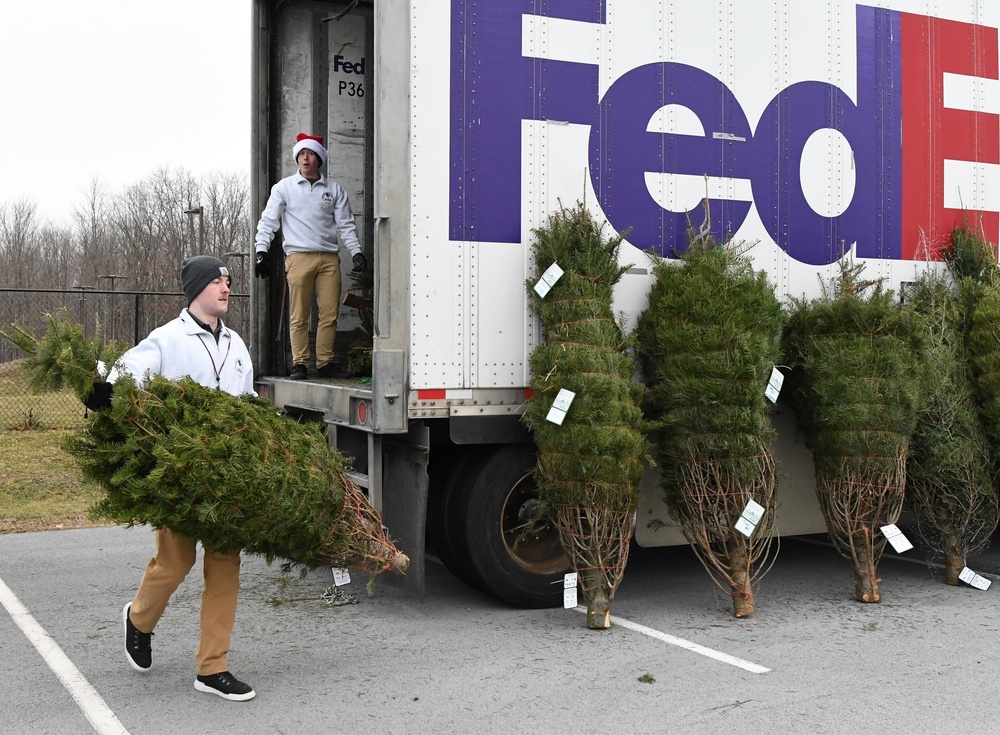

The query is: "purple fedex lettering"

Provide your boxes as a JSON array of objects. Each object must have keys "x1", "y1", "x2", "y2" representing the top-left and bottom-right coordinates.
[
  {"x1": 450, "y1": 3, "x2": 903, "y2": 265},
  {"x1": 750, "y1": 7, "x2": 902, "y2": 264},
  {"x1": 449, "y1": 0, "x2": 604, "y2": 243},
  {"x1": 593, "y1": 5, "x2": 902, "y2": 265},
  {"x1": 589, "y1": 62, "x2": 754, "y2": 259}
]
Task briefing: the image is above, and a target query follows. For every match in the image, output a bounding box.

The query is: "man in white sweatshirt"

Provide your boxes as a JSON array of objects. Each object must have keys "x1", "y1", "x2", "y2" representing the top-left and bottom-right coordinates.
[
  {"x1": 253, "y1": 133, "x2": 366, "y2": 380},
  {"x1": 86, "y1": 256, "x2": 257, "y2": 702}
]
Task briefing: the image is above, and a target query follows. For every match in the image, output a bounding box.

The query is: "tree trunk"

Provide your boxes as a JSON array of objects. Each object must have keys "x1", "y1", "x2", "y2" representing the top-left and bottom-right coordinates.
[
  {"x1": 852, "y1": 533, "x2": 881, "y2": 602},
  {"x1": 943, "y1": 548, "x2": 964, "y2": 586},
  {"x1": 729, "y1": 535, "x2": 755, "y2": 617},
  {"x1": 586, "y1": 587, "x2": 612, "y2": 629}
]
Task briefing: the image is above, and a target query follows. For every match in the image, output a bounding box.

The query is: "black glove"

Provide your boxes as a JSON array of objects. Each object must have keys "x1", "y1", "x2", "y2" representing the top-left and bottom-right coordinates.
[
  {"x1": 255, "y1": 250, "x2": 270, "y2": 279},
  {"x1": 83, "y1": 381, "x2": 114, "y2": 411},
  {"x1": 352, "y1": 253, "x2": 367, "y2": 273}
]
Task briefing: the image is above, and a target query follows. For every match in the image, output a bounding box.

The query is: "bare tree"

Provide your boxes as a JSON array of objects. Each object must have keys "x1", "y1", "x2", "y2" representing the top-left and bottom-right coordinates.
[
  {"x1": 202, "y1": 170, "x2": 252, "y2": 293},
  {"x1": 73, "y1": 179, "x2": 116, "y2": 286},
  {"x1": 35, "y1": 225, "x2": 79, "y2": 288},
  {"x1": 0, "y1": 199, "x2": 41, "y2": 287},
  {"x1": 3, "y1": 168, "x2": 250, "y2": 294}
]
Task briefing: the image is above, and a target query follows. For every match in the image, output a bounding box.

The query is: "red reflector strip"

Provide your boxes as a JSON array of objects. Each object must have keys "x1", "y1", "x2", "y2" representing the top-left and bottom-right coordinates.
[{"x1": 417, "y1": 389, "x2": 447, "y2": 400}]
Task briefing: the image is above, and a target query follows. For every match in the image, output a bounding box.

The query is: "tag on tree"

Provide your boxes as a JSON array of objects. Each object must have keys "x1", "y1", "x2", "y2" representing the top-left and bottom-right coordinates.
[
  {"x1": 741, "y1": 499, "x2": 765, "y2": 525},
  {"x1": 563, "y1": 572, "x2": 578, "y2": 609},
  {"x1": 734, "y1": 498, "x2": 766, "y2": 537},
  {"x1": 765, "y1": 366, "x2": 784, "y2": 403},
  {"x1": 959, "y1": 567, "x2": 991, "y2": 590},
  {"x1": 879, "y1": 524, "x2": 913, "y2": 553},
  {"x1": 332, "y1": 567, "x2": 352, "y2": 586},
  {"x1": 734, "y1": 517, "x2": 756, "y2": 538},
  {"x1": 533, "y1": 262, "x2": 565, "y2": 298},
  {"x1": 546, "y1": 389, "x2": 576, "y2": 425}
]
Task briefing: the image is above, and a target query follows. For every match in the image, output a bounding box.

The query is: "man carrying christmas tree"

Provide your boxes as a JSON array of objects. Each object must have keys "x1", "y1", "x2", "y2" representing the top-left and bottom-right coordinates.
[
  {"x1": 253, "y1": 132, "x2": 367, "y2": 380},
  {"x1": 86, "y1": 255, "x2": 257, "y2": 701}
]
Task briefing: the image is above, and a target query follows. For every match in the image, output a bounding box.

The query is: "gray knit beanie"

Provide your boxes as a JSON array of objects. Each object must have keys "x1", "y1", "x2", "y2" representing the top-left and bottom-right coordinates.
[{"x1": 181, "y1": 256, "x2": 230, "y2": 305}]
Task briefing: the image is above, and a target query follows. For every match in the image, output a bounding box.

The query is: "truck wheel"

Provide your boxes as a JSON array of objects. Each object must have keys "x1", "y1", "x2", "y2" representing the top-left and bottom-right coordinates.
[
  {"x1": 428, "y1": 447, "x2": 489, "y2": 590},
  {"x1": 460, "y1": 444, "x2": 571, "y2": 608}
]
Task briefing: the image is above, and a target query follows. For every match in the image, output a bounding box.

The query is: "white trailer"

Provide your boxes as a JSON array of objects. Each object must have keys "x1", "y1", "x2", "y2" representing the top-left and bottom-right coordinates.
[{"x1": 250, "y1": 0, "x2": 1000, "y2": 607}]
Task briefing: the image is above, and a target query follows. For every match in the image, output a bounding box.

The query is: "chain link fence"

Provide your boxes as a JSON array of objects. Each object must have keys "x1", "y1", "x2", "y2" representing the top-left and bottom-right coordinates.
[{"x1": 0, "y1": 287, "x2": 250, "y2": 430}]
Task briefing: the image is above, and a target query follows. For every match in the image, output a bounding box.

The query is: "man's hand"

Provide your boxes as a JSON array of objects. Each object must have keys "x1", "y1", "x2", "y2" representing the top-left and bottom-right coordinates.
[
  {"x1": 352, "y1": 253, "x2": 367, "y2": 273},
  {"x1": 83, "y1": 381, "x2": 114, "y2": 411},
  {"x1": 255, "y1": 251, "x2": 270, "y2": 279}
]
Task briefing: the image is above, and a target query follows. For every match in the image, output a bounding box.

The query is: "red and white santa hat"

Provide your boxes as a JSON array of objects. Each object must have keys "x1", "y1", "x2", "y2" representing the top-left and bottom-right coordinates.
[{"x1": 292, "y1": 133, "x2": 328, "y2": 165}]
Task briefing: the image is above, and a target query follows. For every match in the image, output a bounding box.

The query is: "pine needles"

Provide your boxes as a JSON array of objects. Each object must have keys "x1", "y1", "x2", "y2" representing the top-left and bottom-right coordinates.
[
  {"x1": 523, "y1": 202, "x2": 649, "y2": 629},
  {"x1": 905, "y1": 266, "x2": 997, "y2": 584},
  {"x1": 1, "y1": 311, "x2": 408, "y2": 577},
  {"x1": 0, "y1": 309, "x2": 128, "y2": 399},
  {"x1": 635, "y1": 235, "x2": 784, "y2": 617},
  {"x1": 782, "y1": 260, "x2": 925, "y2": 602}
]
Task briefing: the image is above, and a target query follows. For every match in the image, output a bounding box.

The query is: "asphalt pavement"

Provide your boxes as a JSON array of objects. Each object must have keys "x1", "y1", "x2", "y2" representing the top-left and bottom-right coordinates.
[{"x1": 1, "y1": 525, "x2": 998, "y2": 734}]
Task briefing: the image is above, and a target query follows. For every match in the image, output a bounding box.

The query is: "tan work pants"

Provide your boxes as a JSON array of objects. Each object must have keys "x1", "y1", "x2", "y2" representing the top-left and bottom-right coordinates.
[
  {"x1": 129, "y1": 529, "x2": 241, "y2": 676},
  {"x1": 285, "y1": 251, "x2": 342, "y2": 368}
]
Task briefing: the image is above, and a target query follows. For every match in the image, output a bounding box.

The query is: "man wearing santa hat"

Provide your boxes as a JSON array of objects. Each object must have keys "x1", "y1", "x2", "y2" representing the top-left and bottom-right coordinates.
[{"x1": 253, "y1": 133, "x2": 366, "y2": 380}]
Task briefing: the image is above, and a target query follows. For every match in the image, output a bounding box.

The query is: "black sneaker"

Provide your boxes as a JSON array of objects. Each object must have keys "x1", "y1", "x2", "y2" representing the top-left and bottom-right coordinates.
[
  {"x1": 194, "y1": 671, "x2": 256, "y2": 701},
  {"x1": 316, "y1": 361, "x2": 349, "y2": 379},
  {"x1": 289, "y1": 364, "x2": 307, "y2": 380},
  {"x1": 122, "y1": 603, "x2": 152, "y2": 672}
]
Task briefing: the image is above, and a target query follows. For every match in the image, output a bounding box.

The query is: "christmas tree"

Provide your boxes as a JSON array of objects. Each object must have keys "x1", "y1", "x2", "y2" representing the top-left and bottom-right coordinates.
[
  {"x1": 905, "y1": 266, "x2": 997, "y2": 584},
  {"x1": 635, "y1": 234, "x2": 783, "y2": 617},
  {"x1": 2, "y1": 311, "x2": 408, "y2": 576},
  {"x1": 782, "y1": 261, "x2": 925, "y2": 602},
  {"x1": 522, "y1": 203, "x2": 649, "y2": 629}
]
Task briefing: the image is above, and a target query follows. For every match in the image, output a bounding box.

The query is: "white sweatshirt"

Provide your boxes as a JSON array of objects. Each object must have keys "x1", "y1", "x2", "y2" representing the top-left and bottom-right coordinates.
[
  {"x1": 109, "y1": 310, "x2": 254, "y2": 397},
  {"x1": 254, "y1": 172, "x2": 361, "y2": 256}
]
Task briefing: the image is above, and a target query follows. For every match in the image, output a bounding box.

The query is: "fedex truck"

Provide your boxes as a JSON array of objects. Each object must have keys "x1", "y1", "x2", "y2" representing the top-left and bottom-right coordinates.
[{"x1": 250, "y1": 0, "x2": 1000, "y2": 607}]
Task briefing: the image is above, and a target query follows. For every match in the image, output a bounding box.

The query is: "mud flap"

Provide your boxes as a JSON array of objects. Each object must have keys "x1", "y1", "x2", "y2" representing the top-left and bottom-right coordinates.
[{"x1": 379, "y1": 426, "x2": 429, "y2": 597}]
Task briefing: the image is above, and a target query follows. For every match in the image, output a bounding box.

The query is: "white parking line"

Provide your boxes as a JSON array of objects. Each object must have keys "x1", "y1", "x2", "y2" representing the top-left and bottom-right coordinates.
[
  {"x1": 427, "y1": 553, "x2": 771, "y2": 673},
  {"x1": 574, "y1": 607, "x2": 771, "y2": 674},
  {"x1": 0, "y1": 576, "x2": 130, "y2": 735}
]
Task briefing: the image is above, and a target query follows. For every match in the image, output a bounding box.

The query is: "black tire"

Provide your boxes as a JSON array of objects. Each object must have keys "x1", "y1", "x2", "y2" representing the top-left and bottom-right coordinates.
[
  {"x1": 428, "y1": 447, "x2": 489, "y2": 590},
  {"x1": 459, "y1": 444, "x2": 571, "y2": 608}
]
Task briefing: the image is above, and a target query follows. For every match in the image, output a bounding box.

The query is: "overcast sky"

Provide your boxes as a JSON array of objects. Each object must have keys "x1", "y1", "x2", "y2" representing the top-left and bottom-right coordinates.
[{"x1": 0, "y1": 0, "x2": 251, "y2": 225}]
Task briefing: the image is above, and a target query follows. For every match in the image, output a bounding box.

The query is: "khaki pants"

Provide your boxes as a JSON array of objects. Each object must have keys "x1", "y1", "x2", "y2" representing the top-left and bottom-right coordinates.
[
  {"x1": 285, "y1": 251, "x2": 342, "y2": 368},
  {"x1": 129, "y1": 529, "x2": 241, "y2": 676}
]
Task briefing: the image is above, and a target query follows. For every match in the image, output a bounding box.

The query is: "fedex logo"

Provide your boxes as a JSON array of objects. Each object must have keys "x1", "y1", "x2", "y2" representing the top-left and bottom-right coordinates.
[{"x1": 449, "y1": 2, "x2": 999, "y2": 265}]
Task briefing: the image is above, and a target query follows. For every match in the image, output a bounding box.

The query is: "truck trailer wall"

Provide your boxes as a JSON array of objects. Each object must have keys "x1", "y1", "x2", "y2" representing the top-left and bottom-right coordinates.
[{"x1": 410, "y1": 0, "x2": 999, "y2": 392}]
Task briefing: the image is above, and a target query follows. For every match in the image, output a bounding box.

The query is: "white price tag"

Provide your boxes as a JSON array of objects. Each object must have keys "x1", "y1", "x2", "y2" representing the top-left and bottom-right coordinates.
[
  {"x1": 960, "y1": 567, "x2": 991, "y2": 590},
  {"x1": 734, "y1": 498, "x2": 766, "y2": 536},
  {"x1": 734, "y1": 516, "x2": 756, "y2": 538},
  {"x1": 880, "y1": 524, "x2": 913, "y2": 553},
  {"x1": 546, "y1": 389, "x2": 576, "y2": 425},
  {"x1": 765, "y1": 366, "x2": 784, "y2": 403},
  {"x1": 741, "y1": 499, "x2": 765, "y2": 525},
  {"x1": 332, "y1": 568, "x2": 352, "y2": 586},
  {"x1": 533, "y1": 262, "x2": 565, "y2": 298},
  {"x1": 563, "y1": 572, "x2": 578, "y2": 609}
]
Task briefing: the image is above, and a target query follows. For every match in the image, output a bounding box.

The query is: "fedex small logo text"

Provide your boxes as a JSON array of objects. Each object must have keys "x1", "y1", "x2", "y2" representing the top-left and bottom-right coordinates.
[{"x1": 449, "y1": 1, "x2": 999, "y2": 265}]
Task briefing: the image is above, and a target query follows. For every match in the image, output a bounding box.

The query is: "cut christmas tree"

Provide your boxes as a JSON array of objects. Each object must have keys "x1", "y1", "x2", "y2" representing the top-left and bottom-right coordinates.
[
  {"x1": 905, "y1": 267, "x2": 997, "y2": 584},
  {"x1": 1, "y1": 311, "x2": 408, "y2": 577},
  {"x1": 782, "y1": 261, "x2": 925, "y2": 602},
  {"x1": 635, "y1": 234, "x2": 783, "y2": 618},
  {"x1": 522, "y1": 203, "x2": 649, "y2": 629}
]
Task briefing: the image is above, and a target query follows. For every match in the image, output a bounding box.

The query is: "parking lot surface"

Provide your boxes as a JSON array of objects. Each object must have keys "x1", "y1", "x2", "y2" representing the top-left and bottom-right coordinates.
[{"x1": 1, "y1": 526, "x2": 998, "y2": 734}]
